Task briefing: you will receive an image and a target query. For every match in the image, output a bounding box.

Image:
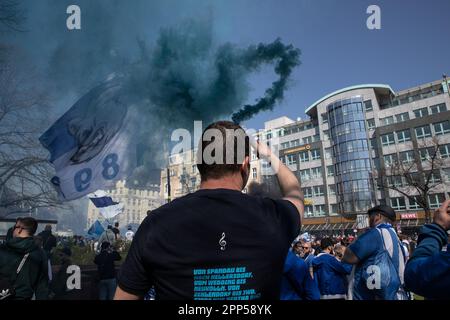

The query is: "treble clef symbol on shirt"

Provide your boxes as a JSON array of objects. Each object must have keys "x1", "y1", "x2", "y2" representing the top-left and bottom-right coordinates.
[{"x1": 219, "y1": 232, "x2": 227, "y2": 251}]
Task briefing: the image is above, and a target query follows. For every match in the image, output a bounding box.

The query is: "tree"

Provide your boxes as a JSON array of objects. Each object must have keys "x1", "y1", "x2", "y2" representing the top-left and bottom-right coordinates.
[
  {"x1": 0, "y1": 48, "x2": 62, "y2": 217},
  {"x1": 377, "y1": 137, "x2": 449, "y2": 223}
]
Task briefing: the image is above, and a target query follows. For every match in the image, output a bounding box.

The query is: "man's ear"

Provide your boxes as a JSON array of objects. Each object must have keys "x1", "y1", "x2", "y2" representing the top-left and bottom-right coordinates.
[{"x1": 241, "y1": 156, "x2": 250, "y2": 173}]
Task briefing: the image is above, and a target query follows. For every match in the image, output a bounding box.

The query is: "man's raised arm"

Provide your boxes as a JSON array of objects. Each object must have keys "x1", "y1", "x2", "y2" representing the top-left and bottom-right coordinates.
[{"x1": 252, "y1": 138, "x2": 304, "y2": 222}]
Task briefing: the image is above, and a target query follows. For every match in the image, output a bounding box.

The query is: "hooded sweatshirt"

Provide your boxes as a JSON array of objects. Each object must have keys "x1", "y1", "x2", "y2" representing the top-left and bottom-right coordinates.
[{"x1": 0, "y1": 237, "x2": 49, "y2": 300}]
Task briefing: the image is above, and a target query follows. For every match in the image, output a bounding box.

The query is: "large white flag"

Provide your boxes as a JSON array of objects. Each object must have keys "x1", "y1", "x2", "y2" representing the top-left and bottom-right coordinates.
[{"x1": 39, "y1": 77, "x2": 135, "y2": 201}]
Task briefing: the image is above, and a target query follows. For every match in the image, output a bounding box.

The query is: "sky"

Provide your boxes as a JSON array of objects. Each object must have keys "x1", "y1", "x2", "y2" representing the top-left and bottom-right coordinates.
[{"x1": 5, "y1": 0, "x2": 450, "y2": 130}]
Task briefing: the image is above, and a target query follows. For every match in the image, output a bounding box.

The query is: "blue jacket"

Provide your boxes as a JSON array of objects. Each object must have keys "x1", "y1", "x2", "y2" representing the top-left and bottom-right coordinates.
[
  {"x1": 404, "y1": 223, "x2": 450, "y2": 299},
  {"x1": 311, "y1": 253, "x2": 352, "y2": 299},
  {"x1": 280, "y1": 251, "x2": 320, "y2": 300}
]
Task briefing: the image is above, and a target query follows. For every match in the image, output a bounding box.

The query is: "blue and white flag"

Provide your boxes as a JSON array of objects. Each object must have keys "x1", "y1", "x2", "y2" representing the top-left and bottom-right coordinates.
[
  {"x1": 88, "y1": 190, "x2": 124, "y2": 219},
  {"x1": 87, "y1": 220, "x2": 105, "y2": 237},
  {"x1": 39, "y1": 77, "x2": 134, "y2": 201}
]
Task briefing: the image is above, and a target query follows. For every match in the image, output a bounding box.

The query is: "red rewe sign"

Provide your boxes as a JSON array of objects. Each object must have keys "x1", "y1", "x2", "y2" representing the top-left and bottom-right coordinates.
[{"x1": 400, "y1": 213, "x2": 417, "y2": 219}]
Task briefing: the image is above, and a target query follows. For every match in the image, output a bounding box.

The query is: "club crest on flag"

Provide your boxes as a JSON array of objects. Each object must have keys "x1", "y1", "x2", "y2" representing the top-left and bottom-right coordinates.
[{"x1": 39, "y1": 77, "x2": 135, "y2": 201}]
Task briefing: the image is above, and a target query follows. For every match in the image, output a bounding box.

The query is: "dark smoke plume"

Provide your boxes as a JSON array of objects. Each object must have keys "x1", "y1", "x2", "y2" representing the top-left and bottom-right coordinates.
[{"x1": 231, "y1": 40, "x2": 301, "y2": 124}]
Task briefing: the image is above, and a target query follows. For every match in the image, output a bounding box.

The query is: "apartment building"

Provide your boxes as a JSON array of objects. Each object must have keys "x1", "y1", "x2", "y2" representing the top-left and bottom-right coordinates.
[
  {"x1": 259, "y1": 78, "x2": 450, "y2": 232},
  {"x1": 86, "y1": 180, "x2": 161, "y2": 229}
]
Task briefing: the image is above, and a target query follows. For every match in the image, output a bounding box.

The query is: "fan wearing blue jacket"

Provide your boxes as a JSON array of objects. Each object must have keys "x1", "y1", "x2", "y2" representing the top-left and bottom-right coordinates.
[
  {"x1": 311, "y1": 237, "x2": 352, "y2": 299},
  {"x1": 404, "y1": 199, "x2": 450, "y2": 299},
  {"x1": 280, "y1": 250, "x2": 320, "y2": 300}
]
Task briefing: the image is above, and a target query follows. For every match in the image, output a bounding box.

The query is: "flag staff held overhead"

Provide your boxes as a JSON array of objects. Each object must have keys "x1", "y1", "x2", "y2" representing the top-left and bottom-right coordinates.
[{"x1": 167, "y1": 167, "x2": 171, "y2": 203}]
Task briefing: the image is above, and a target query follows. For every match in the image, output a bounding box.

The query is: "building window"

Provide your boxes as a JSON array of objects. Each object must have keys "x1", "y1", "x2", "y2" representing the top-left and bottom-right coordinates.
[
  {"x1": 439, "y1": 144, "x2": 450, "y2": 158},
  {"x1": 428, "y1": 171, "x2": 441, "y2": 183},
  {"x1": 409, "y1": 196, "x2": 421, "y2": 210},
  {"x1": 303, "y1": 136, "x2": 312, "y2": 144},
  {"x1": 399, "y1": 150, "x2": 414, "y2": 164},
  {"x1": 429, "y1": 194, "x2": 445, "y2": 209},
  {"x1": 252, "y1": 168, "x2": 257, "y2": 179},
  {"x1": 396, "y1": 129, "x2": 411, "y2": 143},
  {"x1": 383, "y1": 154, "x2": 398, "y2": 167},
  {"x1": 300, "y1": 169, "x2": 310, "y2": 181},
  {"x1": 387, "y1": 176, "x2": 403, "y2": 188},
  {"x1": 430, "y1": 103, "x2": 447, "y2": 114},
  {"x1": 364, "y1": 100, "x2": 373, "y2": 111},
  {"x1": 311, "y1": 149, "x2": 321, "y2": 160},
  {"x1": 266, "y1": 132, "x2": 272, "y2": 140},
  {"x1": 415, "y1": 125, "x2": 432, "y2": 139},
  {"x1": 312, "y1": 134, "x2": 320, "y2": 142},
  {"x1": 192, "y1": 165, "x2": 197, "y2": 173},
  {"x1": 414, "y1": 107, "x2": 429, "y2": 118},
  {"x1": 325, "y1": 148, "x2": 332, "y2": 159},
  {"x1": 381, "y1": 133, "x2": 395, "y2": 146},
  {"x1": 291, "y1": 139, "x2": 300, "y2": 147},
  {"x1": 322, "y1": 113, "x2": 328, "y2": 124},
  {"x1": 311, "y1": 167, "x2": 322, "y2": 179},
  {"x1": 299, "y1": 151, "x2": 309, "y2": 163},
  {"x1": 331, "y1": 204, "x2": 339, "y2": 214},
  {"x1": 305, "y1": 205, "x2": 313, "y2": 217},
  {"x1": 443, "y1": 168, "x2": 450, "y2": 180},
  {"x1": 323, "y1": 130, "x2": 329, "y2": 140},
  {"x1": 381, "y1": 116, "x2": 394, "y2": 126},
  {"x1": 287, "y1": 154, "x2": 297, "y2": 165},
  {"x1": 395, "y1": 112, "x2": 410, "y2": 123},
  {"x1": 328, "y1": 185, "x2": 336, "y2": 195},
  {"x1": 327, "y1": 165, "x2": 335, "y2": 177},
  {"x1": 433, "y1": 120, "x2": 450, "y2": 135},
  {"x1": 390, "y1": 197, "x2": 406, "y2": 211},
  {"x1": 419, "y1": 148, "x2": 433, "y2": 161},
  {"x1": 370, "y1": 138, "x2": 377, "y2": 150},
  {"x1": 281, "y1": 142, "x2": 290, "y2": 150},
  {"x1": 303, "y1": 187, "x2": 313, "y2": 198},
  {"x1": 366, "y1": 118, "x2": 375, "y2": 130},
  {"x1": 313, "y1": 186, "x2": 324, "y2": 197},
  {"x1": 314, "y1": 205, "x2": 325, "y2": 216}
]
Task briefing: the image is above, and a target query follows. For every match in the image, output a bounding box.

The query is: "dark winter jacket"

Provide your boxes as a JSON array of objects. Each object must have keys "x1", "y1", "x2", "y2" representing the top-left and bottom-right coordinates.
[
  {"x1": 94, "y1": 249, "x2": 121, "y2": 280},
  {"x1": 404, "y1": 223, "x2": 450, "y2": 299},
  {"x1": 0, "y1": 237, "x2": 49, "y2": 300},
  {"x1": 37, "y1": 230, "x2": 57, "y2": 255}
]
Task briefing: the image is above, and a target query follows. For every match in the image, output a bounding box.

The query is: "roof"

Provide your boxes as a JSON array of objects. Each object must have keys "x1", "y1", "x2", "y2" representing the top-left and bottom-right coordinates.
[{"x1": 305, "y1": 84, "x2": 395, "y2": 116}]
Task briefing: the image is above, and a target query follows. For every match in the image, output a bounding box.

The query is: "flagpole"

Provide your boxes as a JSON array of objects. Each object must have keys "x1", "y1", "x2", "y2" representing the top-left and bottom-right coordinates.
[{"x1": 167, "y1": 167, "x2": 171, "y2": 203}]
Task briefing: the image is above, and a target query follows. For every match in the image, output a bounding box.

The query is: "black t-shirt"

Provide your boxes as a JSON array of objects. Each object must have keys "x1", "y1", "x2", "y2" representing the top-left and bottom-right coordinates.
[{"x1": 117, "y1": 188, "x2": 300, "y2": 300}]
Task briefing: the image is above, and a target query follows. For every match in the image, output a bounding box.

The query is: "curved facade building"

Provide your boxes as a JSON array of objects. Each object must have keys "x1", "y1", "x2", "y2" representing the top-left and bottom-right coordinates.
[{"x1": 327, "y1": 96, "x2": 376, "y2": 215}]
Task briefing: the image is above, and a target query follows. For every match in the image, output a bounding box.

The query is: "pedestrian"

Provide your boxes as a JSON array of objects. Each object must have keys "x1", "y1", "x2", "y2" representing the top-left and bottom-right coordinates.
[
  {"x1": 50, "y1": 247, "x2": 75, "y2": 300},
  {"x1": 98, "y1": 225, "x2": 116, "y2": 247},
  {"x1": 114, "y1": 121, "x2": 303, "y2": 300},
  {"x1": 38, "y1": 225, "x2": 57, "y2": 258},
  {"x1": 125, "y1": 226, "x2": 134, "y2": 241},
  {"x1": 300, "y1": 241, "x2": 315, "y2": 266},
  {"x1": 0, "y1": 217, "x2": 49, "y2": 300},
  {"x1": 94, "y1": 242, "x2": 121, "y2": 300},
  {"x1": 404, "y1": 200, "x2": 450, "y2": 299},
  {"x1": 311, "y1": 237, "x2": 352, "y2": 299},
  {"x1": 342, "y1": 205, "x2": 409, "y2": 300},
  {"x1": 112, "y1": 222, "x2": 120, "y2": 240},
  {"x1": 281, "y1": 250, "x2": 320, "y2": 300}
]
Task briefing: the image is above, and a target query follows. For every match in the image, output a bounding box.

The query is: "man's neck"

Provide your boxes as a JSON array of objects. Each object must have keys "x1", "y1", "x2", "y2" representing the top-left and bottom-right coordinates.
[{"x1": 199, "y1": 175, "x2": 243, "y2": 191}]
